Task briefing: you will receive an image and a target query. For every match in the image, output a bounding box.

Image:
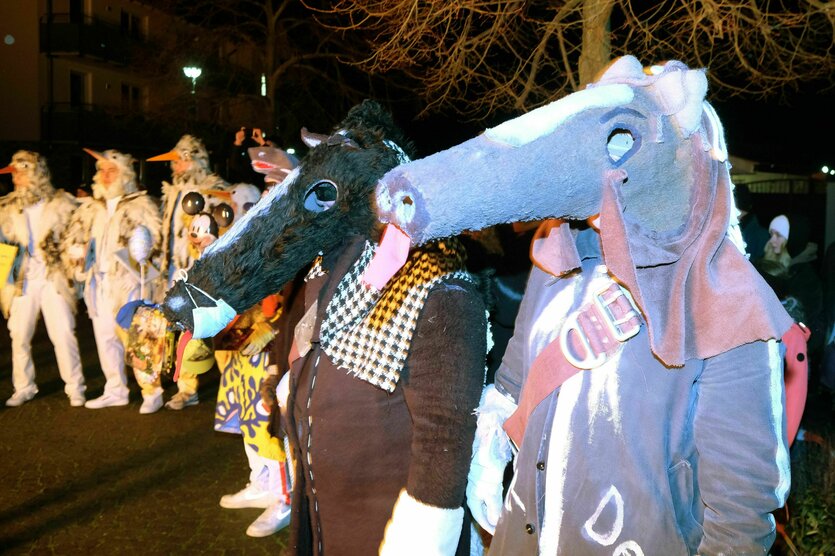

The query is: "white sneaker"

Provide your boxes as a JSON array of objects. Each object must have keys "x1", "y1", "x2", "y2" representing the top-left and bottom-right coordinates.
[
  {"x1": 219, "y1": 483, "x2": 279, "y2": 509},
  {"x1": 165, "y1": 391, "x2": 198, "y2": 410},
  {"x1": 139, "y1": 392, "x2": 164, "y2": 414},
  {"x1": 84, "y1": 392, "x2": 129, "y2": 409},
  {"x1": 69, "y1": 392, "x2": 86, "y2": 407},
  {"x1": 246, "y1": 501, "x2": 291, "y2": 537},
  {"x1": 5, "y1": 390, "x2": 36, "y2": 407}
]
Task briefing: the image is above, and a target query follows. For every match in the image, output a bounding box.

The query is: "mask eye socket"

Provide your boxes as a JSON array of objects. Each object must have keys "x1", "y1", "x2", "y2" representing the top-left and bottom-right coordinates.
[
  {"x1": 242, "y1": 202, "x2": 255, "y2": 213},
  {"x1": 607, "y1": 128, "x2": 638, "y2": 166},
  {"x1": 303, "y1": 180, "x2": 338, "y2": 212}
]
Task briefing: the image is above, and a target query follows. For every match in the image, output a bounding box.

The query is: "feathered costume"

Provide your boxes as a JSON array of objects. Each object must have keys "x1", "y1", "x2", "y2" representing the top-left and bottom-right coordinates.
[
  {"x1": 63, "y1": 149, "x2": 161, "y2": 408},
  {"x1": 0, "y1": 151, "x2": 86, "y2": 406},
  {"x1": 146, "y1": 135, "x2": 230, "y2": 407},
  {"x1": 149, "y1": 134, "x2": 229, "y2": 288}
]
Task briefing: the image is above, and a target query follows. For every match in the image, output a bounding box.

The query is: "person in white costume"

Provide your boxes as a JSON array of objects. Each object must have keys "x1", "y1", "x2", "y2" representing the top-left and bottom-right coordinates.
[
  {"x1": 148, "y1": 135, "x2": 229, "y2": 410},
  {"x1": 64, "y1": 149, "x2": 161, "y2": 411},
  {"x1": 0, "y1": 151, "x2": 86, "y2": 407}
]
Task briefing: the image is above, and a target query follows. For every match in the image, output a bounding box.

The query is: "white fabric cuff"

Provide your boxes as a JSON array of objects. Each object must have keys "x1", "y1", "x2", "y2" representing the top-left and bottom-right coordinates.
[
  {"x1": 379, "y1": 489, "x2": 463, "y2": 556},
  {"x1": 473, "y1": 384, "x2": 517, "y2": 462}
]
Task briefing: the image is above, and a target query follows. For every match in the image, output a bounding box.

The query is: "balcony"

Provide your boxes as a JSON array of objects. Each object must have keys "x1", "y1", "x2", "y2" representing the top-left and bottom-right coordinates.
[
  {"x1": 42, "y1": 102, "x2": 151, "y2": 146},
  {"x1": 39, "y1": 14, "x2": 142, "y2": 65}
]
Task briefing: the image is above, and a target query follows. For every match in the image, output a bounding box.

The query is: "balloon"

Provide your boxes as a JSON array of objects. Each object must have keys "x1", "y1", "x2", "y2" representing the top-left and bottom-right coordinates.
[
  {"x1": 128, "y1": 226, "x2": 152, "y2": 263},
  {"x1": 212, "y1": 202, "x2": 234, "y2": 228},
  {"x1": 181, "y1": 191, "x2": 205, "y2": 215}
]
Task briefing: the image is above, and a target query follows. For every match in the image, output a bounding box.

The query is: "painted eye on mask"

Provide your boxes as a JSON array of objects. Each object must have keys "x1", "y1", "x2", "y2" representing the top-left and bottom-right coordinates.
[
  {"x1": 303, "y1": 180, "x2": 338, "y2": 212},
  {"x1": 607, "y1": 127, "x2": 640, "y2": 167}
]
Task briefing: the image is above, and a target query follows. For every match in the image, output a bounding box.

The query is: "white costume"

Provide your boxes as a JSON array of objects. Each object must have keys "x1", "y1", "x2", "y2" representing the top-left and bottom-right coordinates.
[
  {"x1": 147, "y1": 135, "x2": 229, "y2": 409},
  {"x1": 63, "y1": 149, "x2": 161, "y2": 410},
  {"x1": 0, "y1": 151, "x2": 86, "y2": 407}
]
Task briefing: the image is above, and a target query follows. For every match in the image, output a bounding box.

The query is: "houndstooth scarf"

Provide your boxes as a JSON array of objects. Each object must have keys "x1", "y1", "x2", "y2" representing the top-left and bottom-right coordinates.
[{"x1": 320, "y1": 238, "x2": 473, "y2": 392}]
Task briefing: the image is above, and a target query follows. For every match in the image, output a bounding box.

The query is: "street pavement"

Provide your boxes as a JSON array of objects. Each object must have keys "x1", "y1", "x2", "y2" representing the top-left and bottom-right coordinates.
[{"x1": 0, "y1": 311, "x2": 291, "y2": 555}]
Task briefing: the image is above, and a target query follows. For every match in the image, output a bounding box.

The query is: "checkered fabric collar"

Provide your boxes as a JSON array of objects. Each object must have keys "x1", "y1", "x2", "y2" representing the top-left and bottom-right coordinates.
[{"x1": 320, "y1": 237, "x2": 473, "y2": 392}]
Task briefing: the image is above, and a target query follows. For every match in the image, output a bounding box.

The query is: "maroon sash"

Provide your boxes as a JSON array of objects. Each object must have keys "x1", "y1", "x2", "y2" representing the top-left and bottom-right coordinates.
[{"x1": 503, "y1": 280, "x2": 642, "y2": 446}]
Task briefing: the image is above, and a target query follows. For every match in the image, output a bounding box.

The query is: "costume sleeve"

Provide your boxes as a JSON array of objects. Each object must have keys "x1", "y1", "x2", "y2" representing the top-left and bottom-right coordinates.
[
  {"x1": 782, "y1": 323, "x2": 810, "y2": 447},
  {"x1": 402, "y1": 280, "x2": 487, "y2": 508},
  {"x1": 269, "y1": 274, "x2": 307, "y2": 373},
  {"x1": 694, "y1": 340, "x2": 790, "y2": 554},
  {"x1": 493, "y1": 266, "x2": 543, "y2": 402}
]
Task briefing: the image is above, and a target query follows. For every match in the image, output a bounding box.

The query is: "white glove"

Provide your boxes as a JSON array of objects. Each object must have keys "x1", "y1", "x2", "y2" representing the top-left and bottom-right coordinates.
[
  {"x1": 276, "y1": 371, "x2": 290, "y2": 410},
  {"x1": 467, "y1": 457, "x2": 506, "y2": 535},
  {"x1": 379, "y1": 489, "x2": 463, "y2": 556},
  {"x1": 466, "y1": 384, "x2": 517, "y2": 535}
]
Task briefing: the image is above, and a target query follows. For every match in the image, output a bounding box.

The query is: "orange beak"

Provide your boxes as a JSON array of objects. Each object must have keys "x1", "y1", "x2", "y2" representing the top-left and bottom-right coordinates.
[
  {"x1": 147, "y1": 149, "x2": 181, "y2": 162},
  {"x1": 0, "y1": 165, "x2": 15, "y2": 174},
  {"x1": 83, "y1": 148, "x2": 106, "y2": 161},
  {"x1": 203, "y1": 189, "x2": 232, "y2": 201}
]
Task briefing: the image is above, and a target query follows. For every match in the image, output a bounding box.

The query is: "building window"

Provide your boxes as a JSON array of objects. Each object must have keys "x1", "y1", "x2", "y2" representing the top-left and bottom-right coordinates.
[
  {"x1": 120, "y1": 10, "x2": 144, "y2": 41},
  {"x1": 69, "y1": 0, "x2": 84, "y2": 24},
  {"x1": 70, "y1": 71, "x2": 87, "y2": 108},
  {"x1": 121, "y1": 83, "x2": 142, "y2": 113}
]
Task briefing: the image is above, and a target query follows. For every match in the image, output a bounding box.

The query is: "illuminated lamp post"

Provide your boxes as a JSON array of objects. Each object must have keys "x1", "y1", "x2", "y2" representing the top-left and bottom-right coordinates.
[
  {"x1": 183, "y1": 66, "x2": 202, "y2": 94},
  {"x1": 183, "y1": 66, "x2": 202, "y2": 126}
]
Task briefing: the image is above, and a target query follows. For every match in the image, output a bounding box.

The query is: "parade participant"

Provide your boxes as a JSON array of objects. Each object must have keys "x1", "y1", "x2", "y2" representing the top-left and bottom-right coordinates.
[
  {"x1": 148, "y1": 134, "x2": 229, "y2": 410},
  {"x1": 0, "y1": 151, "x2": 86, "y2": 407},
  {"x1": 64, "y1": 149, "x2": 161, "y2": 410},
  {"x1": 214, "y1": 292, "x2": 291, "y2": 538},
  {"x1": 374, "y1": 57, "x2": 793, "y2": 554},
  {"x1": 214, "y1": 149, "x2": 298, "y2": 539},
  {"x1": 161, "y1": 101, "x2": 488, "y2": 555}
]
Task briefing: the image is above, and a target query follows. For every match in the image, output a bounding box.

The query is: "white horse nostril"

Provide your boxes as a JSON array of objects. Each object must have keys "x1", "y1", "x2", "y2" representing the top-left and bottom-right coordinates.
[{"x1": 394, "y1": 191, "x2": 416, "y2": 224}]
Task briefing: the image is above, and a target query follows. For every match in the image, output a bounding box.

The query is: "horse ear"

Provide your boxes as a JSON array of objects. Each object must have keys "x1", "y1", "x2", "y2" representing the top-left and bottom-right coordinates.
[
  {"x1": 326, "y1": 131, "x2": 361, "y2": 150},
  {"x1": 652, "y1": 67, "x2": 708, "y2": 138},
  {"x1": 597, "y1": 55, "x2": 645, "y2": 83},
  {"x1": 301, "y1": 127, "x2": 329, "y2": 148}
]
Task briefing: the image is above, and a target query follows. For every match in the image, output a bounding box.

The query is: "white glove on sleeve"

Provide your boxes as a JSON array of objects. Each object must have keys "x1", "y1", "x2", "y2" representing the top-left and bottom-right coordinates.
[
  {"x1": 276, "y1": 371, "x2": 290, "y2": 411},
  {"x1": 379, "y1": 489, "x2": 463, "y2": 556},
  {"x1": 466, "y1": 384, "x2": 517, "y2": 535}
]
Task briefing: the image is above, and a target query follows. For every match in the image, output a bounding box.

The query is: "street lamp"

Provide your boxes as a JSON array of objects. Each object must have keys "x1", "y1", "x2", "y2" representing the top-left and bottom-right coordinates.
[{"x1": 183, "y1": 66, "x2": 202, "y2": 94}]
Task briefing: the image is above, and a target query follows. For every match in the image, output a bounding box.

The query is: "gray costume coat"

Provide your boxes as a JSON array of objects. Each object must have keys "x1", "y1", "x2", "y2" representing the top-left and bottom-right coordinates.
[{"x1": 490, "y1": 229, "x2": 790, "y2": 556}]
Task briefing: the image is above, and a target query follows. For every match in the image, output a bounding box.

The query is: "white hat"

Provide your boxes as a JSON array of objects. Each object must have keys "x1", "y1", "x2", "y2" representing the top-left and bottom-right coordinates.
[{"x1": 769, "y1": 215, "x2": 790, "y2": 240}]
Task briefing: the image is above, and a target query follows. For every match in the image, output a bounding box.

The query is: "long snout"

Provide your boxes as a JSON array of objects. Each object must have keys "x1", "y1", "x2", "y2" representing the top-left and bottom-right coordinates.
[
  {"x1": 376, "y1": 83, "x2": 634, "y2": 245},
  {"x1": 161, "y1": 279, "x2": 195, "y2": 330}
]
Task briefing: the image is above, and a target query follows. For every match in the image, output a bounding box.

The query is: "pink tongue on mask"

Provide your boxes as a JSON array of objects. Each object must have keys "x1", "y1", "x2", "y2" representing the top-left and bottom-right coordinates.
[{"x1": 361, "y1": 223, "x2": 411, "y2": 290}]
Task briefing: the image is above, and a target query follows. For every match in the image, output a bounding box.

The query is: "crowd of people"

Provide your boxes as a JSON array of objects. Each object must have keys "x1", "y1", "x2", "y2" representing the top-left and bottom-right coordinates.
[
  {"x1": 0, "y1": 130, "x2": 294, "y2": 539},
  {"x1": 1, "y1": 56, "x2": 834, "y2": 556}
]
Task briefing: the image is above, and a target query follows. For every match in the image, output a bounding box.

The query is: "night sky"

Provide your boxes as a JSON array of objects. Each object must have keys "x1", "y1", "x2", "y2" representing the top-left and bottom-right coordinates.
[{"x1": 712, "y1": 91, "x2": 835, "y2": 175}]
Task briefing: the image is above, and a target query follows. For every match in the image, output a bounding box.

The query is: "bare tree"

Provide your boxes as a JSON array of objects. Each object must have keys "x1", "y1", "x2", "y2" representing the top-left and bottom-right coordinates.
[
  {"x1": 306, "y1": 0, "x2": 835, "y2": 119},
  {"x1": 147, "y1": 0, "x2": 385, "y2": 144}
]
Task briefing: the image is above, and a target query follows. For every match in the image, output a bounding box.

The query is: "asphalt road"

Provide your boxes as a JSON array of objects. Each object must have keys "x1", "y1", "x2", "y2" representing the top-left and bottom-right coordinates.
[{"x1": 0, "y1": 311, "x2": 291, "y2": 555}]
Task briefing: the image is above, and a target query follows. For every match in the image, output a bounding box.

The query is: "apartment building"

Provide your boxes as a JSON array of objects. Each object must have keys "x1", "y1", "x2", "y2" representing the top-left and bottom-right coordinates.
[{"x1": 0, "y1": 0, "x2": 263, "y2": 191}]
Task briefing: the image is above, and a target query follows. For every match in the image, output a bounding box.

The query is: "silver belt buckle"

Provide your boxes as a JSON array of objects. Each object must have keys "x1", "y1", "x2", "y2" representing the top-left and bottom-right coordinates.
[{"x1": 593, "y1": 283, "x2": 640, "y2": 342}]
